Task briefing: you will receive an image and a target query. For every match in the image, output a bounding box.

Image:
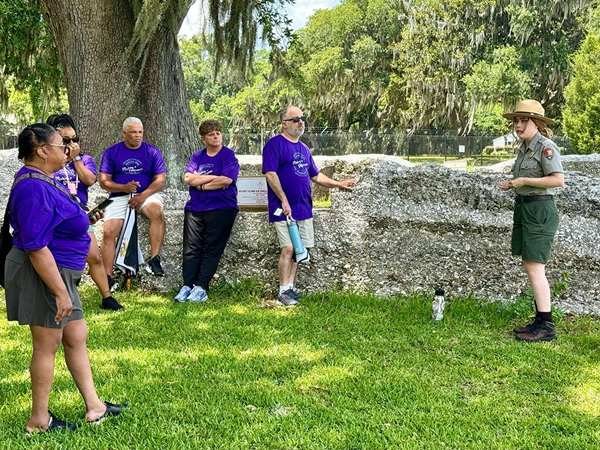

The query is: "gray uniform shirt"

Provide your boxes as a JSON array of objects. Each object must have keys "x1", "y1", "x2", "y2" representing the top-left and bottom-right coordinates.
[{"x1": 511, "y1": 132, "x2": 563, "y2": 196}]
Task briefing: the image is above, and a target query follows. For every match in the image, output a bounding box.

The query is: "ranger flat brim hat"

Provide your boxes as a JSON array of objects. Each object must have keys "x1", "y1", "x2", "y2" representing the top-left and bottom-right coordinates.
[{"x1": 502, "y1": 99, "x2": 555, "y2": 125}]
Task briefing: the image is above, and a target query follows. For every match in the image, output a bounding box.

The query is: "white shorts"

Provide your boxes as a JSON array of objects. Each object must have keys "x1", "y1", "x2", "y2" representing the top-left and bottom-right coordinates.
[
  {"x1": 104, "y1": 193, "x2": 163, "y2": 221},
  {"x1": 274, "y1": 218, "x2": 315, "y2": 248}
]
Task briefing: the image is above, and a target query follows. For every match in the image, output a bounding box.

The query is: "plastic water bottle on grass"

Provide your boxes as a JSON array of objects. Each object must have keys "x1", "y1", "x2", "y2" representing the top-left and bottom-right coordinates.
[{"x1": 432, "y1": 288, "x2": 445, "y2": 320}]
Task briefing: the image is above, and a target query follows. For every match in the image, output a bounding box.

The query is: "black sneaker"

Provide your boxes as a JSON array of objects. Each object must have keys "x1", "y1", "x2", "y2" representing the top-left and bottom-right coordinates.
[
  {"x1": 107, "y1": 274, "x2": 118, "y2": 293},
  {"x1": 146, "y1": 255, "x2": 164, "y2": 276},
  {"x1": 288, "y1": 289, "x2": 302, "y2": 302},
  {"x1": 88, "y1": 401, "x2": 130, "y2": 425},
  {"x1": 101, "y1": 296, "x2": 123, "y2": 311}
]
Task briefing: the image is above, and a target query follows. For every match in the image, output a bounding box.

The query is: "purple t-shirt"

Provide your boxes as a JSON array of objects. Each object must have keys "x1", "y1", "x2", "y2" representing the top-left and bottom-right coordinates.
[
  {"x1": 53, "y1": 155, "x2": 97, "y2": 206},
  {"x1": 185, "y1": 146, "x2": 239, "y2": 212},
  {"x1": 99, "y1": 141, "x2": 166, "y2": 198},
  {"x1": 262, "y1": 134, "x2": 319, "y2": 222},
  {"x1": 10, "y1": 167, "x2": 91, "y2": 270}
]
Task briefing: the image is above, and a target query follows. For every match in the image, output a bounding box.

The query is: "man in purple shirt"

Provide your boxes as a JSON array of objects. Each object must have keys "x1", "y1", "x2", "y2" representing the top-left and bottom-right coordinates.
[
  {"x1": 99, "y1": 117, "x2": 167, "y2": 281},
  {"x1": 262, "y1": 106, "x2": 356, "y2": 306}
]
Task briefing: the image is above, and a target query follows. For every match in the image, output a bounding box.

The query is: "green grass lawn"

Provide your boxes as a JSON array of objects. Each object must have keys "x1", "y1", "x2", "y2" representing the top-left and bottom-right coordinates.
[{"x1": 1, "y1": 281, "x2": 599, "y2": 449}]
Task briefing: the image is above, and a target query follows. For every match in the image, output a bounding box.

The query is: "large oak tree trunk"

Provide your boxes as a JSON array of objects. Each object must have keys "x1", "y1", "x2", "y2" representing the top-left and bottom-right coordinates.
[{"x1": 40, "y1": 0, "x2": 200, "y2": 188}]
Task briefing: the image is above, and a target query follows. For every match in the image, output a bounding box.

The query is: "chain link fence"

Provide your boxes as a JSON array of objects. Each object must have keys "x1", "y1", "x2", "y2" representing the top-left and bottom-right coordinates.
[
  {"x1": 2, "y1": 128, "x2": 572, "y2": 165},
  {"x1": 223, "y1": 129, "x2": 572, "y2": 164}
]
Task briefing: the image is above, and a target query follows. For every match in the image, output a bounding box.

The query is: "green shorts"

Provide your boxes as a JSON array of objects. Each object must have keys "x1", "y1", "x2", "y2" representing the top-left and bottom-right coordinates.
[{"x1": 511, "y1": 199, "x2": 559, "y2": 264}]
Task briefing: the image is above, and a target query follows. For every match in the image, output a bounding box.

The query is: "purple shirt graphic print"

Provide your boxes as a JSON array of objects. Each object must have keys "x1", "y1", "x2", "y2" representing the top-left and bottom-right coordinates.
[
  {"x1": 185, "y1": 146, "x2": 239, "y2": 212},
  {"x1": 53, "y1": 154, "x2": 97, "y2": 206},
  {"x1": 261, "y1": 134, "x2": 319, "y2": 222},
  {"x1": 99, "y1": 141, "x2": 166, "y2": 197}
]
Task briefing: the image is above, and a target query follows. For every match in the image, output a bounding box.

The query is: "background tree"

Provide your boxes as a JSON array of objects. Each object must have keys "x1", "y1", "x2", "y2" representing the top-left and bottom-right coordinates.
[
  {"x1": 3, "y1": 0, "x2": 599, "y2": 149},
  {"x1": 1, "y1": 0, "x2": 292, "y2": 188},
  {"x1": 0, "y1": 0, "x2": 62, "y2": 119},
  {"x1": 462, "y1": 46, "x2": 531, "y2": 134},
  {"x1": 389, "y1": 0, "x2": 589, "y2": 133},
  {"x1": 563, "y1": 34, "x2": 600, "y2": 154},
  {"x1": 180, "y1": 35, "x2": 248, "y2": 126},
  {"x1": 283, "y1": 0, "x2": 393, "y2": 129}
]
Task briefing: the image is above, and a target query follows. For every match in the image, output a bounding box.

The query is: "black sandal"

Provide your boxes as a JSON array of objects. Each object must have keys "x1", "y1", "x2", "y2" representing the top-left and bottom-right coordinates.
[
  {"x1": 25, "y1": 411, "x2": 76, "y2": 436},
  {"x1": 88, "y1": 401, "x2": 129, "y2": 425}
]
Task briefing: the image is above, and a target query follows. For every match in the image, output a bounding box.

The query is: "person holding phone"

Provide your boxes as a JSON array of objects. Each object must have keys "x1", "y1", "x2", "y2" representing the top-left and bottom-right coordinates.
[
  {"x1": 47, "y1": 114, "x2": 123, "y2": 311},
  {"x1": 4, "y1": 123, "x2": 127, "y2": 434}
]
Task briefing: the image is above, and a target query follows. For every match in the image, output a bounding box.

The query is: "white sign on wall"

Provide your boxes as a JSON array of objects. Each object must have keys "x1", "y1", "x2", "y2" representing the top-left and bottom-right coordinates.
[{"x1": 237, "y1": 176, "x2": 268, "y2": 210}]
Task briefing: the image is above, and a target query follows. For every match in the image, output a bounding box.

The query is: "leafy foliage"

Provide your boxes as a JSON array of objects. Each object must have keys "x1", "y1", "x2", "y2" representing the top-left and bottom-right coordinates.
[
  {"x1": 563, "y1": 33, "x2": 600, "y2": 154},
  {"x1": 0, "y1": 0, "x2": 62, "y2": 119},
  {"x1": 390, "y1": 0, "x2": 589, "y2": 132},
  {"x1": 207, "y1": 0, "x2": 294, "y2": 77},
  {"x1": 188, "y1": 0, "x2": 594, "y2": 134},
  {"x1": 0, "y1": 0, "x2": 293, "y2": 136},
  {"x1": 2, "y1": 0, "x2": 599, "y2": 139},
  {"x1": 4, "y1": 80, "x2": 67, "y2": 130}
]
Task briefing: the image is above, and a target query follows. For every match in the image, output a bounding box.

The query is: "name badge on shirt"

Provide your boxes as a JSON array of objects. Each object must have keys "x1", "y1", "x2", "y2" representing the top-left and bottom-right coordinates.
[{"x1": 68, "y1": 182, "x2": 77, "y2": 194}]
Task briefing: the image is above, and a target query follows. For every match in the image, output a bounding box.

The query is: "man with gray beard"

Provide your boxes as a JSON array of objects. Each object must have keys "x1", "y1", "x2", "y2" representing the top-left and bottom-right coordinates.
[{"x1": 262, "y1": 106, "x2": 356, "y2": 306}]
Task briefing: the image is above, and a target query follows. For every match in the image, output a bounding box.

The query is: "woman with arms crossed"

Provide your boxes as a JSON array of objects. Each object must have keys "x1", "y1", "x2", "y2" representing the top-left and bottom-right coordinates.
[
  {"x1": 5, "y1": 124, "x2": 127, "y2": 434},
  {"x1": 499, "y1": 100, "x2": 564, "y2": 342},
  {"x1": 174, "y1": 120, "x2": 240, "y2": 302},
  {"x1": 47, "y1": 114, "x2": 123, "y2": 310}
]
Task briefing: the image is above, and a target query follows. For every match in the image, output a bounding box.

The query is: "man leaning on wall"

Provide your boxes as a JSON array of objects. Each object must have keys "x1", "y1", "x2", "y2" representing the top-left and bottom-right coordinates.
[{"x1": 262, "y1": 106, "x2": 356, "y2": 306}]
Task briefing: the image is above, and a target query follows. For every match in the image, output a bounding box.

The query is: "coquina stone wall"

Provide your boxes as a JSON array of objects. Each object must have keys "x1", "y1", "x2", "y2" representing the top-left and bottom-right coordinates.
[{"x1": 2, "y1": 150, "x2": 600, "y2": 314}]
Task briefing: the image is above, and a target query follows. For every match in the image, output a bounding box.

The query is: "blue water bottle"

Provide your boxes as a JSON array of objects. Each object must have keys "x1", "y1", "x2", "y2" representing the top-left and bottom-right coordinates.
[{"x1": 286, "y1": 216, "x2": 310, "y2": 263}]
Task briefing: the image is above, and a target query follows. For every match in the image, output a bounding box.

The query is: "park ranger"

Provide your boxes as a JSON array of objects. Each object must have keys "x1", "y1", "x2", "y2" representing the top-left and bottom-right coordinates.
[{"x1": 499, "y1": 99, "x2": 564, "y2": 342}]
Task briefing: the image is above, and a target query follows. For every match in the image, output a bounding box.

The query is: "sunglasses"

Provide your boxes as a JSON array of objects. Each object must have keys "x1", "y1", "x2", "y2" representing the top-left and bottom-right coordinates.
[
  {"x1": 46, "y1": 143, "x2": 69, "y2": 154},
  {"x1": 283, "y1": 116, "x2": 307, "y2": 123},
  {"x1": 62, "y1": 137, "x2": 80, "y2": 145}
]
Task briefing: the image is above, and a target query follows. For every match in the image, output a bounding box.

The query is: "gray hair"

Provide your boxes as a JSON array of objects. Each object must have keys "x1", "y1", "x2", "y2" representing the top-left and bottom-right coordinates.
[
  {"x1": 280, "y1": 107, "x2": 292, "y2": 122},
  {"x1": 123, "y1": 117, "x2": 143, "y2": 131}
]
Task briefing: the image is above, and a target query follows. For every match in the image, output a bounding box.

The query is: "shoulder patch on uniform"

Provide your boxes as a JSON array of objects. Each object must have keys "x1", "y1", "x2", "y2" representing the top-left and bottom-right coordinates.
[{"x1": 542, "y1": 147, "x2": 554, "y2": 160}]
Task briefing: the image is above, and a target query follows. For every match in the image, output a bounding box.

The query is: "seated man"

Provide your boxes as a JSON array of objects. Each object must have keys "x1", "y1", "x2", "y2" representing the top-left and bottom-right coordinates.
[{"x1": 99, "y1": 117, "x2": 167, "y2": 284}]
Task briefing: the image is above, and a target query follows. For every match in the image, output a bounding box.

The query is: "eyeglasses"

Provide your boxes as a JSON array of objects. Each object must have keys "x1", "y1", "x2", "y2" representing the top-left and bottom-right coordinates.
[
  {"x1": 283, "y1": 116, "x2": 307, "y2": 123},
  {"x1": 46, "y1": 143, "x2": 68, "y2": 154},
  {"x1": 62, "y1": 137, "x2": 80, "y2": 145}
]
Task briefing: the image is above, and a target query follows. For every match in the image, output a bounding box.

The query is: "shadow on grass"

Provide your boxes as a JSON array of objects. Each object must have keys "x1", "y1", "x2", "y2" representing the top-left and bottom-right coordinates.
[{"x1": 1, "y1": 281, "x2": 600, "y2": 449}]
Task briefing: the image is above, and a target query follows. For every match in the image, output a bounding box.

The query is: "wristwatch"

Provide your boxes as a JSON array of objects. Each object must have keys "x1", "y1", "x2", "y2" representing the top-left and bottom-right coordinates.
[{"x1": 73, "y1": 155, "x2": 82, "y2": 161}]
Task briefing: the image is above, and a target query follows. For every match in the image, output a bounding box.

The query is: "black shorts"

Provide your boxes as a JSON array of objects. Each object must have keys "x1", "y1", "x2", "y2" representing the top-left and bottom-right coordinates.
[{"x1": 5, "y1": 248, "x2": 84, "y2": 328}]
